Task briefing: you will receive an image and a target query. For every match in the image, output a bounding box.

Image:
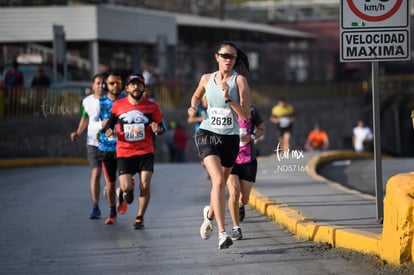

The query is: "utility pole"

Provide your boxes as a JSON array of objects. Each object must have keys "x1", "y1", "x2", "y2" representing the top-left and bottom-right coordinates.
[{"x1": 219, "y1": 0, "x2": 225, "y2": 20}]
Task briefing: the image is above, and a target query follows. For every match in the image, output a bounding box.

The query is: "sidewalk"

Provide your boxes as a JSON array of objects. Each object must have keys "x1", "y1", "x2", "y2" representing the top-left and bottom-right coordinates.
[{"x1": 249, "y1": 150, "x2": 384, "y2": 256}]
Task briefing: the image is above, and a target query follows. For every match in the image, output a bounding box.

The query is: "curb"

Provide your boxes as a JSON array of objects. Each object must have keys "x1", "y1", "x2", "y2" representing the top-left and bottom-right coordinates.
[{"x1": 249, "y1": 150, "x2": 382, "y2": 257}]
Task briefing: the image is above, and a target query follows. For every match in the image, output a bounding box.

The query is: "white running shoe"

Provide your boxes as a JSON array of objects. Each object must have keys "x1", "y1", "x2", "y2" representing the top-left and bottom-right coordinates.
[
  {"x1": 218, "y1": 231, "x2": 233, "y2": 249},
  {"x1": 200, "y1": 205, "x2": 213, "y2": 240}
]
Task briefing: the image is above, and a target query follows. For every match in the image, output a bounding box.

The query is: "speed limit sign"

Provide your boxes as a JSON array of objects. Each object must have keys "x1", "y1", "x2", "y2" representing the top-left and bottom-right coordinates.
[
  {"x1": 340, "y1": 0, "x2": 410, "y2": 61},
  {"x1": 342, "y1": 0, "x2": 409, "y2": 29}
]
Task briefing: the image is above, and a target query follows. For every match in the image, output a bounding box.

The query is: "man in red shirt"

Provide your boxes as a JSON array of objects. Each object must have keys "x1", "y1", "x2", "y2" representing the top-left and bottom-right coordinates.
[{"x1": 104, "y1": 73, "x2": 164, "y2": 229}]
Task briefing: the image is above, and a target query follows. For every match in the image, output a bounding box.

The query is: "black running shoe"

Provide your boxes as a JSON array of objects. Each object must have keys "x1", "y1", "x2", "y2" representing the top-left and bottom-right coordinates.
[
  {"x1": 125, "y1": 189, "x2": 134, "y2": 204},
  {"x1": 125, "y1": 178, "x2": 135, "y2": 204},
  {"x1": 231, "y1": 227, "x2": 243, "y2": 240},
  {"x1": 239, "y1": 205, "x2": 245, "y2": 222},
  {"x1": 133, "y1": 216, "x2": 144, "y2": 230}
]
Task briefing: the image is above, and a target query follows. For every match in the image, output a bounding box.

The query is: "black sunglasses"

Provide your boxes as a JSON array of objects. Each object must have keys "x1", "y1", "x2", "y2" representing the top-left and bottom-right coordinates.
[{"x1": 217, "y1": 53, "x2": 237, "y2": 60}]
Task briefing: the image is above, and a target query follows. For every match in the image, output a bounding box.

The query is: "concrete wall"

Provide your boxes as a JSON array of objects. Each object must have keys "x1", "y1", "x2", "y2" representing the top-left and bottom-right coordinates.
[{"x1": 0, "y1": 97, "x2": 363, "y2": 161}]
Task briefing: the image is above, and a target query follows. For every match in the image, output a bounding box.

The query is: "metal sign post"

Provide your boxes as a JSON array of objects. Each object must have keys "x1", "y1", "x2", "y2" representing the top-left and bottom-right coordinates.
[
  {"x1": 371, "y1": 61, "x2": 383, "y2": 221},
  {"x1": 340, "y1": 0, "x2": 410, "y2": 222},
  {"x1": 53, "y1": 25, "x2": 66, "y2": 83}
]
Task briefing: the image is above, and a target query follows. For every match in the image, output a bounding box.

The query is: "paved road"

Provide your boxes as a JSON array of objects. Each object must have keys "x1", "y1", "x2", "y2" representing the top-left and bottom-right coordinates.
[{"x1": 0, "y1": 162, "x2": 408, "y2": 274}]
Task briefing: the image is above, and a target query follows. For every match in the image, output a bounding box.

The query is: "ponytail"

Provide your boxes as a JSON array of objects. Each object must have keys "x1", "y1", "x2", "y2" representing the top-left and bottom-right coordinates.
[
  {"x1": 215, "y1": 40, "x2": 250, "y2": 75},
  {"x1": 235, "y1": 48, "x2": 249, "y2": 75}
]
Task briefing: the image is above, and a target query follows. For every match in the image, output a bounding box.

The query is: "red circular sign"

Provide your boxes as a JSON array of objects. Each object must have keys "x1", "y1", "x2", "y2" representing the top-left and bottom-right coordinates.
[{"x1": 347, "y1": 0, "x2": 403, "y2": 22}]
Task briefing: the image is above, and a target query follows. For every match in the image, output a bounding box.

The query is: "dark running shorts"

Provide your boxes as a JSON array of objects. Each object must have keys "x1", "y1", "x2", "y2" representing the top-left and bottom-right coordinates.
[
  {"x1": 87, "y1": 145, "x2": 101, "y2": 168},
  {"x1": 230, "y1": 159, "x2": 258, "y2": 182},
  {"x1": 96, "y1": 151, "x2": 117, "y2": 182},
  {"x1": 195, "y1": 129, "x2": 239, "y2": 168},
  {"x1": 278, "y1": 124, "x2": 293, "y2": 137},
  {"x1": 117, "y1": 153, "x2": 154, "y2": 175}
]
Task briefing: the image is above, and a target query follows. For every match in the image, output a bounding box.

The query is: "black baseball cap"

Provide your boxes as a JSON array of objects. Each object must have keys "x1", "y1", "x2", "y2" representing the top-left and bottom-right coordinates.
[{"x1": 126, "y1": 73, "x2": 145, "y2": 85}]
